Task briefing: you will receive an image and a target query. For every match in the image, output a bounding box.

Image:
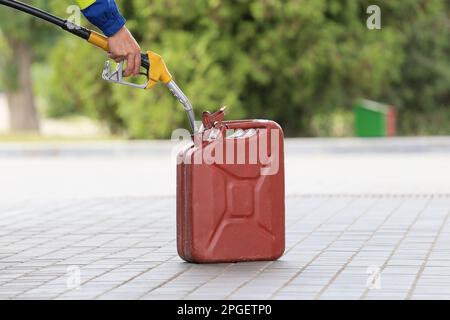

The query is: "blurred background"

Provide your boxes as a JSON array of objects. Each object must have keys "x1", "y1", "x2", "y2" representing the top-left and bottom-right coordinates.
[
  {"x1": 1, "y1": 1, "x2": 449, "y2": 301},
  {"x1": 0, "y1": 0, "x2": 448, "y2": 140}
]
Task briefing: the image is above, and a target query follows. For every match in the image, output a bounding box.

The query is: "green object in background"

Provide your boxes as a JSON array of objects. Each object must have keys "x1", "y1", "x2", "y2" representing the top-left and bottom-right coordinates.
[{"x1": 354, "y1": 100, "x2": 396, "y2": 137}]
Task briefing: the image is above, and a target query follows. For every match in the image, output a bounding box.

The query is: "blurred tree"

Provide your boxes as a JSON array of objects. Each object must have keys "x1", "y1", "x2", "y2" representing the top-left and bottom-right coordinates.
[
  {"x1": 0, "y1": 0, "x2": 58, "y2": 132},
  {"x1": 3, "y1": 0, "x2": 446, "y2": 137},
  {"x1": 379, "y1": 0, "x2": 450, "y2": 134},
  {"x1": 46, "y1": 2, "x2": 141, "y2": 135},
  {"x1": 46, "y1": 36, "x2": 126, "y2": 134},
  {"x1": 47, "y1": 0, "x2": 248, "y2": 138}
]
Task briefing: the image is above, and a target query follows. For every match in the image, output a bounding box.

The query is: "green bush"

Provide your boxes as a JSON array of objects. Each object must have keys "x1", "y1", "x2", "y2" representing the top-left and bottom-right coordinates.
[{"x1": 33, "y1": 0, "x2": 449, "y2": 137}]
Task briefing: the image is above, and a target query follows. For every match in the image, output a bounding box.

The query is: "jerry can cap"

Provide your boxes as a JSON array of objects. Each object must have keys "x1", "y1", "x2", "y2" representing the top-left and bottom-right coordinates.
[{"x1": 202, "y1": 107, "x2": 226, "y2": 130}]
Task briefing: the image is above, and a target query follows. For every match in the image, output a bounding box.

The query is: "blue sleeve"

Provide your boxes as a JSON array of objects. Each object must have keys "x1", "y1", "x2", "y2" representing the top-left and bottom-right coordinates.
[{"x1": 81, "y1": 0, "x2": 126, "y2": 37}]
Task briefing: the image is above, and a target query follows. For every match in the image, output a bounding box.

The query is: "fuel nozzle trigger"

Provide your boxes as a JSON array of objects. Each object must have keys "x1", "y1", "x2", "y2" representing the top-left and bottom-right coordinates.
[{"x1": 102, "y1": 60, "x2": 150, "y2": 89}]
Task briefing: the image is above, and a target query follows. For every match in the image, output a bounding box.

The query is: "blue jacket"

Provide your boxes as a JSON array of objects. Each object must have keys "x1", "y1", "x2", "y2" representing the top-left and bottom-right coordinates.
[{"x1": 75, "y1": 0, "x2": 125, "y2": 37}]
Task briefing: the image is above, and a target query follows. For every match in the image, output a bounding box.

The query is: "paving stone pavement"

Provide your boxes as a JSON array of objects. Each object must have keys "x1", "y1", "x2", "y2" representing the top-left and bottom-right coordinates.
[
  {"x1": 0, "y1": 195, "x2": 449, "y2": 300},
  {"x1": 0, "y1": 137, "x2": 449, "y2": 300}
]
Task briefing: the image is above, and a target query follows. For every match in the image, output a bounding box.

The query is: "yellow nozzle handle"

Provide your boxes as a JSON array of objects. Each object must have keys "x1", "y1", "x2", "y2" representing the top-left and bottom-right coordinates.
[
  {"x1": 87, "y1": 31, "x2": 172, "y2": 89},
  {"x1": 146, "y1": 51, "x2": 173, "y2": 89},
  {"x1": 87, "y1": 31, "x2": 109, "y2": 51}
]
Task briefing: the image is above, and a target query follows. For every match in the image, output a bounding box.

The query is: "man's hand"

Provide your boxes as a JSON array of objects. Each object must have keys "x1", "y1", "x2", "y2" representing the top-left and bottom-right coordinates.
[{"x1": 107, "y1": 26, "x2": 141, "y2": 77}]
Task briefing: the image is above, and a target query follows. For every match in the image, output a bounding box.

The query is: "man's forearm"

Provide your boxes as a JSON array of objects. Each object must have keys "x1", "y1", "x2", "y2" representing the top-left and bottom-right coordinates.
[{"x1": 74, "y1": 0, "x2": 126, "y2": 36}]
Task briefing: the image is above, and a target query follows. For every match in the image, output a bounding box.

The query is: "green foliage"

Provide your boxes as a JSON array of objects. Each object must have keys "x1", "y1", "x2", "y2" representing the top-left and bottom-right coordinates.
[
  {"x1": 381, "y1": 1, "x2": 450, "y2": 135},
  {"x1": 0, "y1": 0, "x2": 54, "y2": 43},
  {"x1": 0, "y1": 0, "x2": 60, "y2": 91},
  {"x1": 46, "y1": 37, "x2": 125, "y2": 133},
  {"x1": 1, "y1": 0, "x2": 449, "y2": 137}
]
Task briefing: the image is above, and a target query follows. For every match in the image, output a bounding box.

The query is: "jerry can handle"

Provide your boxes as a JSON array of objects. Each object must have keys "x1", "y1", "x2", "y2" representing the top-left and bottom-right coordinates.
[{"x1": 224, "y1": 120, "x2": 273, "y2": 131}]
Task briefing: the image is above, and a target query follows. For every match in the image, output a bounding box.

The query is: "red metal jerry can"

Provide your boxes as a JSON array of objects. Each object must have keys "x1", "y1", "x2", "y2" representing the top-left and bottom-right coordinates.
[{"x1": 177, "y1": 108, "x2": 285, "y2": 263}]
